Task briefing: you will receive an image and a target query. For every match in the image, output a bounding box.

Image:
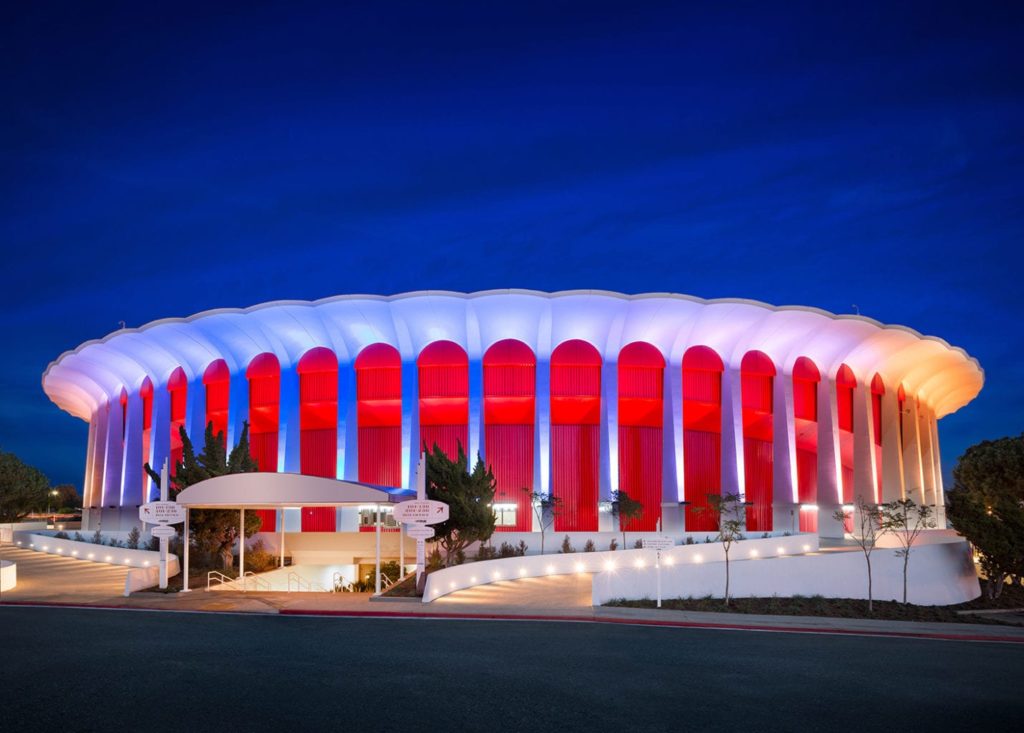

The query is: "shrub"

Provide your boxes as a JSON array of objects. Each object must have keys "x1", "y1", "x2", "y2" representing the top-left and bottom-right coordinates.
[
  {"x1": 609, "y1": 538, "x2": 619, "y2": 551},
  {"x1": 125, "y1": 527, "x2": 141, "y2": 550},
  {"x1": 476, "y1": 544, "x2": 498, "y2": 561},
  {"x1": 244, "y1": 539, "x2": 276, "y2": 573},
  {"x1": 91, "y1": 529, "x2": 103, "y2": 545},
  {"x1": 633, "y1": 539, "x2": 643, "y2": 549},
  {"x1": 498, "y1": 541, "x2": 527, "y2": 558},
  {"x1": 559, "y1": 535, "x2": 575, "y2": 553},
  {"x1": 761, "y1": 532, "x2": 769, "y2": 539},
  {"x1": 782, "y1": 531, "x2": 792, "y2": 537},
  {"x1": 54, "y1": 531, "x2": 70, "y2": 540},
  {"x1": 583, "y1": 539, "x2": 596, "y2": 552},
  {"x1": 74, "y1": 532, "x2": 84, "y2": 542},
  {"x1": 516, "y1": 540, "x2": 528, "y2": 556},
  {"x1": 107, "y1": 537, "x2": 122, "y2": 548},
  {"x1": 453, "y1": 548, "x2": 466, "y2": 565},
  {"x1": 427, "y1": 547, "x2": 444, "y2": 570},
  {"x1": 684, "y1": 536, "x2": 695, "y2": 545},
  {"x1": 146, "y1": 536, "x2": 160, "y2": 552}
]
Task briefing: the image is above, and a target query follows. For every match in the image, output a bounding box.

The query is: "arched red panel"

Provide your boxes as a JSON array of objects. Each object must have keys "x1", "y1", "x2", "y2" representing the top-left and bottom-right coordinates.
[
  {"x1": 550, "y1": 339, "x2": 601, "y2": 532},
  {"x1": 618, "y1": 342, "x2": 664, "y2": 532},
  {"x1": 871, "y1": 373, "x2": 885, "y2": 501},
  {"x1": 203, "y1": 359, "x2": 230, "y2": 444},
  {"x1": 356, "y1": 343, "x2": 402, "y2": 488},
  {"x1": 140, "y1": 379, "x2": 153, "y2": 496},
  {"x1": 246, "y1": 354, "x2": 280, "y2": 532},
  {"x1": 741, "y1": 351, "x2": 774, "y2": 531},
  {"x1": 836, "y1": 364, "x2": 856, "y2": 508},
  {"x1": 682, "y1": 346, "x2": 723, "y2": 531},
  {"x1": 298, "y1": 347, "x2": 338, "y2": 531},
  {"x1": 484, "y1": 339, "x2": 536, "y2": 532},
  {"x1": 792, "y1": 357, "x2": 819, "y2": 532},
  {"x1": 418, "y1": 341, "x2": 469, "y2": 460},
  {"x1": 168, "y1": 368, "x2": 188, "y2": 475}
]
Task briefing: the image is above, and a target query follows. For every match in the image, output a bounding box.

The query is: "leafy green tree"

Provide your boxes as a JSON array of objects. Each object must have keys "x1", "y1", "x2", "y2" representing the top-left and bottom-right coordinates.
[
  {"x1": 0, "y1": 450, "x2": 50, "y2": 523},
  {"x1": 833, "y1": 497, "x2": 883, "y2": 613},
  {"x1": 524, "y1": 488, "x2": 563, "y2": 555},
  {"x1": 424, "y1": 442, "x2": 496, "y2": 567},
  {"x1": 610, "y1": 490, "x2": 643, "y2": 550},
  {"x1": 700, "y1": 492, "x2": 745, "y2": 607},
  {"x1": 145, "y1": 421, "x2": 262, "y2": 570},
  {"x1": 878, "y1": 497, "x2": 935, "y2": 604},
  {"x1": 947, "y1": 434, "x2": 1024, "y2": 599},
  {"x1": 52, "y1": 483, "x2": 81, "y2": 512}
]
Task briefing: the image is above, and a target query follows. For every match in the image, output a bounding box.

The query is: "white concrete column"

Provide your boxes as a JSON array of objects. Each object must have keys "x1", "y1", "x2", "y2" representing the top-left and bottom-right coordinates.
[
  {"x1": 661, "y1": 360, "x2": 683, "y2": 534},
  {"x1": 468, "y1": 356, "x2": 483, "y2": 462},
  {"x1": 536, "y1": 357, "x2": 551, "y2": 497},
  {"x1": 239, "y1": 509, "x2": 245, "y2": 582},
  {"x1": 880, "y1": 385, "x2": 905, "y2": 503},
  {"x1": 402, "y1": 360, "x2": 419, "y2": 489},
  {"x1": 902, "y1": 396, "x2": 926, "y2": 505},
  {"x1": 182, "y1": 509, "x2": 190, "y2": 592},
  {"x1": 773, "y1": 370, "x2": 798, "y2": 533},
  {"x1": 186, "y1": 375, "x2": 206, "y2": 447},
  {"x1": 88, "y1": 405, "x2": 110, "y2": 518},
  {"x1": 339, "y1": 359, "x2": 356, "y2": 480},
  {"x1": 148, "y1": 385, "x2": 171, "y2": 502},
  {"x1": 280, "y1": 365, "x2": 300, "y2": 473},
  {"x1": 720, "y1": 366, "x2": 744, "y2": 501},
  {"x1": 374, "y1": 503, "x2": 382, "y2": 594},
  {"x1": 816, "y1": 375, "x2": 844, "y2": 538},
  {"x1": 120, "y1": 389, "x2": 144, "y2": 509},
  {"x1": 81, "y1": 417, "x2": 98, "y2": 510},
  {"x1": 851, "y1": 379, "x2": 878, "y2": 507},
  {"x1": 928, "y1": 408, "x2": 946, "y2": 524},
  {"x1": 919, "y1": 402, "x2": 937, "y2": 507},
  {"x1": 601, "y1": 359, "x2": 616, "y2": 501},
  {"x1": 102, "y1": 397, "x2": 125, "y2": 510}
]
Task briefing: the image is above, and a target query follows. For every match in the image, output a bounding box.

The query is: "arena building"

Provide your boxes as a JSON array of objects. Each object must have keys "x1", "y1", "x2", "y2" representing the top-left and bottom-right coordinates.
[{"x1": 42, "y1": 290, "x2": 982, "y2": 540}]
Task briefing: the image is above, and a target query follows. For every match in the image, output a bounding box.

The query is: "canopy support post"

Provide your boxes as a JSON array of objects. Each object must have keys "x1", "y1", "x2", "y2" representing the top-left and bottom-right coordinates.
[
  {"x1": 375, "y1": 502, "x2": 382, "y2": 595},
  {"x1": 239, "y1": 508, "x2": 245, "y2": 590},
  {"x1": 182, "y1": 507, "x2": 190, "y2": 593}
]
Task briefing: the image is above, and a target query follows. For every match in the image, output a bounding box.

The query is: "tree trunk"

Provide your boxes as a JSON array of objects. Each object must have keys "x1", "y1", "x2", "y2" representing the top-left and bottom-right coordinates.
[
  {"x1": 866, "y1": 554, "x2": 873, "y2": 613},
  {"x1": 902, "y1": 552, "x2": 909, "y2": 604},
  {"x1": 724, "y1": 551, "x2": 730, "y2": 607},
  {"x1": 220, "y1": 545, "x2": 233, "y2": 571}
]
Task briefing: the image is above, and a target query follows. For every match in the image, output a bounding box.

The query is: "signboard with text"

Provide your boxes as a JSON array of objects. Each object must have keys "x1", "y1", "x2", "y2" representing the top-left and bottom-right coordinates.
[
  {"x1": 393, "y1": 500, "x2": 449, "y2": 525},
  {"x1": 405, "y1": 525, "x2": 435, "y2": 540},
  {"x1": 139, "y1": 501, "x2": 186, "y2": 525},
  {"x1": 642, "y1": 536, "x2": 675, "y2": 551},
  {"x1": 150, "y1": 525, "x2": 177, "y2": 539}
]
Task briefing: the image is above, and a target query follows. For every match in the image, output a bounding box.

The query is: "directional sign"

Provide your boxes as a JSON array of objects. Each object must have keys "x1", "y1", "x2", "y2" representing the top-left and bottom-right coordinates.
[
  {"x1": 405, "y1": 524, "x2": 435, "y2": 540},
  {"x1": 139, "y1": 501, "x2": 186, "y2": 525},
  {"x1": 393, "y1": 500, "x2": 449, "y2": 525},
  {"x1": 150, "y1": 525, "x2": 177, "y2": 539},
  {"x1": 642, "y1": 536, "x2": 675, "y2": 551}
]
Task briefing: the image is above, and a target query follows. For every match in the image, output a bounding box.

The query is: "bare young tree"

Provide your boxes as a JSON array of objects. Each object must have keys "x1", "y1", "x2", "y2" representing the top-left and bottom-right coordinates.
[
  {"x1": 700, "y1": 492, "x2": 744, "y2": 607},
  {"x1": 878, "y1": 497, "x2": 935, "y2": 604},
  {"x1": 525, "y1": 488, "x2": 563, "y2": 555},
  {"x1": 833, "y1": 497, "x2": 883, "y2": 613}
]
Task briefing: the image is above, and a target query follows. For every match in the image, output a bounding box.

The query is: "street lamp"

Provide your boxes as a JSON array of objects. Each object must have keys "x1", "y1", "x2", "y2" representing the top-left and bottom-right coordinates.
[{"x1": 47, "y1": 490, "x2": 58, "y2": 526}]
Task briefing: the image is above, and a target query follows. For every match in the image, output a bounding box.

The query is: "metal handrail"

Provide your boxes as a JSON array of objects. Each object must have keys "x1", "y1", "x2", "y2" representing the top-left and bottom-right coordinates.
[
  {"x1": 242, "y1": 571, "x2": 271, "y2": 592},
  {"x1": 207, "y1": 570, "x2": 237, "y2": 591},
  {"x1": 332, "y1": 572, "x2": 354, "y2": 593},
  {"x1": 287, "y1": 571, "x2": 309, "y2": 593}
]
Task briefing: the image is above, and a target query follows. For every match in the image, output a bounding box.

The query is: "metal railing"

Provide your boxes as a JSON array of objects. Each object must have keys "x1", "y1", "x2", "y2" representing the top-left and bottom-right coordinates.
[
  {"x1": 287, "y1": 571, "x2": 328, "y2": 593},
  {"x1": 241, "y1": 571, "x2": 271, "y2": 592},
  {"x1": 207, "y1": 570, "x2": 236, "y2": 591},
  {"x1": 332, "y1": 572, "x2": 354, "y2": 593}
]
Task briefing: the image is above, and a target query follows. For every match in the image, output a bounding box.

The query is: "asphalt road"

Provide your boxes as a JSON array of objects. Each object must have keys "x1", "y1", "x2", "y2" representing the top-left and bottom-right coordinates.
[{"x1": 1, "y1": 607, "x2": 1020, "y2": 732}]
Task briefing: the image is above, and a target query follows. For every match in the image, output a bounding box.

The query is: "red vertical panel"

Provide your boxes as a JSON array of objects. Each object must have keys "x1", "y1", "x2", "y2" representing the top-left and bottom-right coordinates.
[
  {"x1": 683, "y1": 346, "x2": 724, "y2": 531},
  {"x1": 484, "y1": 340, "x2": 535, "y2": 532},
  {"x1": 140, "y1": 380, "x2": 153, "y2": 489},
  {"x1": 618, "y1": 342, "x2": 664, "y2": 532},
  {"x1": 203, "y1": 359, "x2": 230, "y2": 443},
  {"x1": 741, "y1": 352, "x2": 775, "y2": 531},
  {"x1": 298, "y1": 348, "x2": 338, "y2": 532},
  {"x1": 301, "y1": 507, "x2": 336, "y2": 532},
  {"x1": 551, "y1": 340, "x2": 601, "y2": 532},
  {"x1": 871, "y1": 375, "x2": 884, "y2": 501},
  {"x1": 254, "y1": 509, "x2": 276, "y2": 532},
  {"x1": 356, "y1": 344, "x2": 402, "y2": 486},
  {"x1": 793, "y1": 357, "x2": 819, "y2": 519},
  {"x1": 418, "y1": 341, "x2": 469, "y2": 460},
  {"x1": 168, "y1": 368, "x2": 188, "y2": 474},
  {"x1": 799, "y1": 508, "x2": 818, "y2": 533},
  {"x1": 247, "y1": 354, "x2": 280, "y2": 473}
]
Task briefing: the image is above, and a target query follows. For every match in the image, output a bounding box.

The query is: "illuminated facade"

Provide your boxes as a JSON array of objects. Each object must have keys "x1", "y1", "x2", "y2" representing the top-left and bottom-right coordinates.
[{"x1": 42, "y1": 290, "x2": 983, "y2": 537}]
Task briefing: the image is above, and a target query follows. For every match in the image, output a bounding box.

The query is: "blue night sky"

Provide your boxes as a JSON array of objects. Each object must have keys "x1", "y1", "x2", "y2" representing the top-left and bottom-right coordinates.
[{"x1": 1, "y1": 1, "x2": 1021, "y2": 487}]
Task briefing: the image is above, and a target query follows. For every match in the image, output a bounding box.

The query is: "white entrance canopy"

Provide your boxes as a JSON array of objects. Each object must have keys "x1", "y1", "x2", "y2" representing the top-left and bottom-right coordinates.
[
  {"x1": 174, "y1": 472, "x2": 414, "y2": 594},
  {"x1": 175, "y1": 472, "x2": 412, "y2": 509}
]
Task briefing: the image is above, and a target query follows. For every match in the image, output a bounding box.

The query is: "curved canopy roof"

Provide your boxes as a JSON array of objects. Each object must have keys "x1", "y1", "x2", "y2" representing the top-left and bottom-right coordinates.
[
  {"x1": 43, "y1": 289, "x2": 984, "y2": 421},
  {"x1": 175, "y1": 472, "x2": 414, "y2": 508}
]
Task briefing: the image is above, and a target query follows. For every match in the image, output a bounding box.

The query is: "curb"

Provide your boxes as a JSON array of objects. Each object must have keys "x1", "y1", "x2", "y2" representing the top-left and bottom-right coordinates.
[{"x1": 3, "y1": 601, "x2": 1023, "y2": 644}]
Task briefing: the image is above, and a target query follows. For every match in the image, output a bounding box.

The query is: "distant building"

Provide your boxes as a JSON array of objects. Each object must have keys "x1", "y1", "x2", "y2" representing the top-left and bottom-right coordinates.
[{"x1": 43, "y1": 290, "x2": 981, "y2": 538}]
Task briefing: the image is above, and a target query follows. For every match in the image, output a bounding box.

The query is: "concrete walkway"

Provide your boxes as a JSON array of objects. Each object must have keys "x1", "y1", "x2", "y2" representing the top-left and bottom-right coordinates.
[{"x1": 0, "y1": 546, "x2": 129, "y2": 603}]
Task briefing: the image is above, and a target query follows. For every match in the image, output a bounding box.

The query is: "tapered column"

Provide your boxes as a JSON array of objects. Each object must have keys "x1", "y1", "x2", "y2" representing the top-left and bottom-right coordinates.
[
  {"x1": 720, "y1": 366, "x2": 744, "y2": 501},
  {"x1": 120, "y1": 389, "x2": 144, "y2": 508},
  {"x1": 919, "y1": 402, "x2": 937, "y2": 507},
  {"x1": 852, "y1": 379, "x2": 878, "y2": 507},
  {"x1": 928, "y1": 408, "x2": 946, "y2": 525},
  {"x1": 102, "y1": 397, "x2": 125, "y2": 509},
  {"x1": 880, "y1": 386, "x2": 905, "y2": 502},
  {"x1": 661, "y1": 359, "x2": 683, "y2": 533},
  {"x1": 816, "y1": 376, "x2": 844, "y2": 537},
  {"x1": 601, "y1": 359, "x2": 616, "y2": 502},
  {"x1": 187, "y1": 374, "x2": 206, "y2": 446},
  {"x1": 148, "y1": 384, "x2": 170, "y2": 501},
  {"x1": 773, "y1": 369, "x2": 798, "y2": 534},
  {"x1": 340, "y1": 359, "x2": 358, "y2": 480},
  {"x1": 536, "y1": 357, "x2": 551, "y2": 496},
  {"x1": 901, "y1": 396, "x2": 926, "y2": 505},
  {"x1": 402, "y1": 360, "x2": 418, "y2": 489},
  {"x1": 82, "y1": 418, "x2": 97, "y2": 508},
  {"x1": 280, "y1": 365, "x2": 300, "y2": 473},
  {"x1": 468, "y1": 356, "x2": 483, "y2": 462}
]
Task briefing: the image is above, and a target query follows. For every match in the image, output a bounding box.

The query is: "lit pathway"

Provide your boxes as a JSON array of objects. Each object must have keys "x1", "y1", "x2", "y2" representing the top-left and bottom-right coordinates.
[{"x1": 0, "y1": 546, "x2": 129, "y2": 603}]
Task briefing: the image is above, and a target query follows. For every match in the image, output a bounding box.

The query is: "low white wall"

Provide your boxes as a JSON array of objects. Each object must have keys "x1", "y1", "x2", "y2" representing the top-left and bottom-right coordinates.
[
  {"x1": 481, "y1": 530, "x2": 795, "y2": 556},
  {"x1": 593, "y1": 534, "x2": 980, "y2": 607},
  {"x1": 423, "y1": 534, "x2": 819, "y2": 602},
  {"x1": 1, "y1": 559, "x2": 15, "y2": 592},
  {"x1": 12, "y1": 531, "x2": 179, "y2": 579}
]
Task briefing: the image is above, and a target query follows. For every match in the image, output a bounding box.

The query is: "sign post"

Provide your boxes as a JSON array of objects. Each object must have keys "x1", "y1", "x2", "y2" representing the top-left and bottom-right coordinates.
[
  {"x1": 397, "y1": 453, "x2": 450, "y2": 591},
  {"x1": 642, "y1": 536, "x2": 675, "y2": 609},
  {"x1": 138, "y1": 459, "x2": 186, "y2": 589}
]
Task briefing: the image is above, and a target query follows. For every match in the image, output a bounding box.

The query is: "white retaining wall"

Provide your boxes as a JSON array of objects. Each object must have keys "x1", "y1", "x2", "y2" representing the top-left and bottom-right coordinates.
[
  {"x1": 592, "y1": 533, "x2": 979, "y2": 606},
  {"x1": 423, "y1": 533, "x2": 819, "y2": 602},
  {"x1": 12, "y1": 531, "x2": 179, "y2": 580}
]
